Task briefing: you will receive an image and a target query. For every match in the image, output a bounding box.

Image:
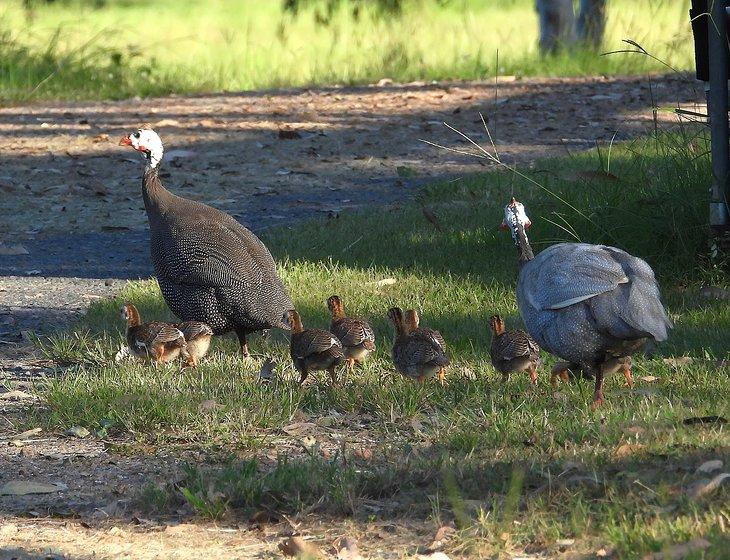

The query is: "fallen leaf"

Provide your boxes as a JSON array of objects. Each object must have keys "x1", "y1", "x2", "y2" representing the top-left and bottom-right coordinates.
[
  {"x1": 662, "y1": 357, "x2": 693, "y2": 368},
  {"x1": 259, "y1": 357, "x2": 276, "y2": 382},
  {"x1": 279, "y1": 536, "x2": 324, "y2": 558},
  {"x1": 65, "y1": 426, "x2": 90, "y2": 438},
  {"x1": 688, "y1": 473, "x2": 730, "y2": 498},
  {"x1": 155, "y1": 118, "x2": 180, "y2": 127},
  {"x1": 0, "y1": 244, "x2": 29, "y2": 255},
  {"x1": 14, "y1": 427, "x2": 42, "y2": 439},
  {"x1": 0, "y1": 481, "x2": 68, "y2": 495},
  {"x1": 332, "y1": 536, "x2": 364, "y2": 560},
  {"x1": 556, "y1": 538, "x2": 575, "y2": 547},
  {"x1": 426, "y1": 525, "x2": 456, "y2": 552},
  {"x1": 696, "y1": 460, "x2": 723, "y2": 474},
  {"x1": 683, "y1": 416, "x2": 727, "y2": 426},
  {"x1": 614, "y1": 443, "x2": 645, "y2": 458},
  {"x1": 642, "y1": 538, "x2": 710, "y2": 559},
  {"x1": 640, "y1": 376, "x2": 659, "y2": 383},
  {"x1": 370, "y1": 278, "x2": 397, "y2": 287}
]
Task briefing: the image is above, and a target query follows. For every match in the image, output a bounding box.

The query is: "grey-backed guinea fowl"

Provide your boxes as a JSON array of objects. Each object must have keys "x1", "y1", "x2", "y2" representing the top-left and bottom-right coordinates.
[
  {"x1": 388, "y1": 307, "x2": 450, "y2": 383},
  {"x1": 176, "y1": 321, "x2": 213, "y2": 367},
  {"x1": 121, "y1": 303, "x2": 187, "y2": 364},
  {"x1": 119, "y1": 128, "x2": 293, "y2": 357},
  {"x1": 327, "y1": 295, "x2": 376, "y2": 368},
  {"x1": 501, "y1": 197, "x2": 671, "y2": 406},
  {"x1": 488, "y1": 314, "x2": 540, "y2": 386},
  {"x1": 284, "y1": 309, "x2": 345, "y2": 385},
  {"x1": 404, "y1": 309, "x2": 448, "y2": 384}
]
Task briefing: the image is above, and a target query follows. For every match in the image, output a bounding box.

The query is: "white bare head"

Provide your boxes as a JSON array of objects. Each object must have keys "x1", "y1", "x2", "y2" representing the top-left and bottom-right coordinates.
[
  {"x1": 119, "y1": 127, "x2": 164, "y2": 169},
  {"x1": 501, "y1": 197, "x2": 531, "y2": 244}
]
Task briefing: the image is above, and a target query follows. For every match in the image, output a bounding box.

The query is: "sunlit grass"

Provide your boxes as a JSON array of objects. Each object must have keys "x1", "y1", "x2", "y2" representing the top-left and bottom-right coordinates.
[{"x1": 0, "y1": 0, "x2": 695, "y2": 102}]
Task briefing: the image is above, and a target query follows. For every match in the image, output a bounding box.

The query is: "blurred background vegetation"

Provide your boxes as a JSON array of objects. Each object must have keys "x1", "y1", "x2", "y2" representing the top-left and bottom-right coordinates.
[{"x1": 1, "y1": 0, "x2": 692, "y2": 102}]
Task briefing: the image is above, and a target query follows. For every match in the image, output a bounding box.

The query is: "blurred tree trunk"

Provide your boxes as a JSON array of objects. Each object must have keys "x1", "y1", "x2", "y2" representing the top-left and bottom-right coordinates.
[
  {"x1": 577, "y1": 0, "x2": 607, "y2": 49},
  {"x1": 536, "y1": 0, "x2": 607, "y2": 54},
  {"x1": 536, "y1": 0, "x2": 575, "y2": 54}
]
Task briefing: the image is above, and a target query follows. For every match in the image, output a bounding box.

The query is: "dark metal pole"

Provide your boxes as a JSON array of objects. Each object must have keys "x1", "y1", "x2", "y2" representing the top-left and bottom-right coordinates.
[{"x1": 708, "y1": 0, "x2": 730, "y2": 230}]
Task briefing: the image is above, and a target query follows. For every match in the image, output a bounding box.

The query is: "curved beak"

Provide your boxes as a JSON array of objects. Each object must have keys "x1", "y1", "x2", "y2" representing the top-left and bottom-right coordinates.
[{"x1": 119, "y1": 135, "x2": 132, "y2": 146}]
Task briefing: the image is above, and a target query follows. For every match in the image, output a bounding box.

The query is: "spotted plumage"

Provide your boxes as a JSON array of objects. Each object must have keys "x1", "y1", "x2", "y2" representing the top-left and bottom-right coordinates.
[
  {"x1": 119, "y1": 128, "x2": 293, "y2": 358},
  {"x1": 121, "y1": 303, "x2": 187, "y2": 364},
  {"x1": 502, "y1": 197, "x2": 671, "y2": 406},
  {"x1": 327, "y1": 295, "x2": 376, "y2": 367},
  {"x1": 176, "y1": 321, "x2": 214, "y2": 367},
  {"x1": 284, "y1": 309, "x2": 345, "y2": 385},
  {"x1": 388, "y1": 307, "x2": 450, "y2": 383},
  {"x1": 488, "y1": 314, "x2": 540, "y2": 385}
]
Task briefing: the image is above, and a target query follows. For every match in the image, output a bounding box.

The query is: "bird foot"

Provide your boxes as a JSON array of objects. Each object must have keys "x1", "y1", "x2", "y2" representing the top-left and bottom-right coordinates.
[{"x1": 590, "y1": 395, "x2": 605, "y2": 410}]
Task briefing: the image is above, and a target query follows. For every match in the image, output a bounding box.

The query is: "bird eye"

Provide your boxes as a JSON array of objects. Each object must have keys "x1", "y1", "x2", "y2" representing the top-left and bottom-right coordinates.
[{"x1": 132, "y1": 131, "x2": 140, "y2": 139}]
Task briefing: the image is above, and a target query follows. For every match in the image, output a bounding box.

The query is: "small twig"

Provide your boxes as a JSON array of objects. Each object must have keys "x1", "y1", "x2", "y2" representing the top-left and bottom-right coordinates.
[{"x1": 601, "y1": 39, "x2": 679, "y2": 74}]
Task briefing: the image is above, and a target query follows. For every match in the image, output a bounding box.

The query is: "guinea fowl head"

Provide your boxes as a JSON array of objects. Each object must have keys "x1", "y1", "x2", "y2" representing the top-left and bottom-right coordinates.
[
  {"x1": 404, "y1": 309, "x2": 420, "y2": 333},
  {"x1": 327, "y1": 295, "x2": 345, "y2": 320},
  {"x1": 120, "y1": 303, "x2": 141, "y2": 327},
  {"x1": 489, "y1": 314, "x2": 505, "y2": 336},
  {"x1": 119, "y1": 127, "x2": 164, "y2": 169},
  {"x1": 282, "y1": 309, "x2": 304, "y2": 333}
]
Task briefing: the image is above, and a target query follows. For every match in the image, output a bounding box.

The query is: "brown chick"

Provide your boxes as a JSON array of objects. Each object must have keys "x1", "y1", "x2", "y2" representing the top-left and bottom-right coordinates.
[
  {"x1": 489, "y1": 314, "x2": 540, "y2": 386},
  {"x1": 388, "y1": 307, "x2": 450, "y2": 383},
  {"x1": 327, "y1": 295, "x2": 376, "y2": 368},
  {"x1": 176, "y1": 321, "x2": 214, "y2": 367},
  {"x1": 404, "y1": 309, "x2": 448, "y2": 384},
  {"x1": 121, "y1": 303, "x2": 187, "y2": 365},
  {"x1": 284, "y1": 309, "x2": 345, "y2": 385}
]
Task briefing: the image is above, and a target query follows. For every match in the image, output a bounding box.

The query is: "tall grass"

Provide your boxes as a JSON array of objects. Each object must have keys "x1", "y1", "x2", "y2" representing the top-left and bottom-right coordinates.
[{"x1": 1, "y1": 0, "x2": 695, "y2": 102}]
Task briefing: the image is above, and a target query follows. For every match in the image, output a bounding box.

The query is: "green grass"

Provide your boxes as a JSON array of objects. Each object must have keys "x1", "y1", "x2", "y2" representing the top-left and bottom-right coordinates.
[
  {"x1": 1, "y1": 0, "x2": 695, "y2": 102},
  {"x1": 30, "y1": 128, "x2": 730, "y2": 556}
]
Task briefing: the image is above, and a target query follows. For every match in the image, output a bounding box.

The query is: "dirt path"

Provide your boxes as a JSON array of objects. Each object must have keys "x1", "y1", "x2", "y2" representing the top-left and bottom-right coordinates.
[{"x1": 0, "y1": 74, "x2": 704, "y2": 559}]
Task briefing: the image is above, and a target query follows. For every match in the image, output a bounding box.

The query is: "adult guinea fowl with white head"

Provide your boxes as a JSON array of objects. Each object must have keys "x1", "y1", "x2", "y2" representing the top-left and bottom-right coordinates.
[
  {"x1": 119, "y1": 128, "x2": 293, "y2": 356},
  {"x1": 501, "y1": 197, "x2": 672, "y2": 406}
]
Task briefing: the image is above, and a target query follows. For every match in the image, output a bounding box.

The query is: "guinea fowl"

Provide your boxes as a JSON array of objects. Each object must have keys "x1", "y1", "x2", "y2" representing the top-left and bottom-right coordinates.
[
  {"x1": 121, "y1": 303, "x2": 187, "y2": 364},
  {"x1": 501, "y1": 197, "x2": 671, "y2": 406},
  {"x1": 488, "y1": 314, "x2": 540, "y2": 386},
  {"x1": 119, "y1": 128, "x2": 293, "y2": 357},
  {"x1": 176, "y1": 321, "x2": 214, "y2": 367},
  {"x1": 403, "y1": 309, "x2": 448, "y2": 384},
  {"x1": 388, "y1": 307, "x2": 450, "y2": 383},
  {"x1": 327, "y1": 295, "x2": 376, "y2": 368},
  {"x1": 284, "y1": 309, "x2": 345, "y2": 385}
]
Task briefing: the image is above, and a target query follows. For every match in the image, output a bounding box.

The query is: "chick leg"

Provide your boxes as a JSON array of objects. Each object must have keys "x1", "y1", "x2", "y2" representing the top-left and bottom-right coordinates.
[
  {"x1": 437, "y1": 368, "x2": 447, "y2": 386},
  {"x1": 298, "y1": 368, "x2": 309, "y2": 386},
  {"x1": 328, "y1": 365, "x2": 338, "y2": 386},
  {"x1": 550, "y1": 362, "x2": 571, "y2": 387},
  {"x1": 528, "y1": 364, "x2": 538, "y2": 386},
  {"x1": 621, "y1": 359, "x2": 634, "y2": 388},
  {"x1": 591, "y1": 368, "x2": 605, "y2": 409}
]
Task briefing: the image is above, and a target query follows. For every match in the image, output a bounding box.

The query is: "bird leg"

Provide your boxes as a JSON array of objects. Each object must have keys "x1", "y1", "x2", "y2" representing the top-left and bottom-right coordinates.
[
  {"x1": 152, "y1": 344, "x2": 165, "y2": 365},
  {"x1": 550, "y1": 362, "x2": 571, "y2": 387},
  {"x1": 346, "y1": 358, "x2": 356, "y2": 370},
  {"x1": 591, "y1": 368, "x2": 605, "y2": 409},
  {"x1": 528, "y1": 364, "x2": 538, "y2": 386},
  {"x1": 234, "y1": 328, "x2": 250, "y2": 358},
  {"x1": 437, "y1": 368, "x2": 447, "y2": 386},
  {"x1": 620, "y1": 359, "x2": 634, "y2": 388},
  {"x1": 298, "y1": 369, "x2": 309, "y2": 386},
  {"x1": 328, "y1": 365, "x2": 338, "y2": 386}
]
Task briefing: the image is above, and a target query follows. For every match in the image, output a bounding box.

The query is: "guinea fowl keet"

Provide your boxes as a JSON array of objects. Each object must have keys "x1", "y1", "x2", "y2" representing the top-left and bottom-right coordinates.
[
  {"x1": 119, "y1": 128, "x2": 293, "y2": 357},
  {"x1": 327, "y1": 295, "x2": 376, "y2": 368},
  {"x1": 284, "y1": 309, "x2": 345, "y2": 385},
  {"x1": 176, "y1": 321, "x2": 214, "y2": 367},
  {"x1": 403, "y1": 309, "x2": 448, "y2": 384},
  {"x1": 388, "y1": 307, "x2": 450, "y2": 383},
  {"x1": 501, "y1": 197, "x2": 671, "y2": 406},
  {"x1": 121, "y1": 303, "x2": 187, "y2": 364},
  {"x1": 488, "y1": 314, "x2": 540, "y2": 386}
]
